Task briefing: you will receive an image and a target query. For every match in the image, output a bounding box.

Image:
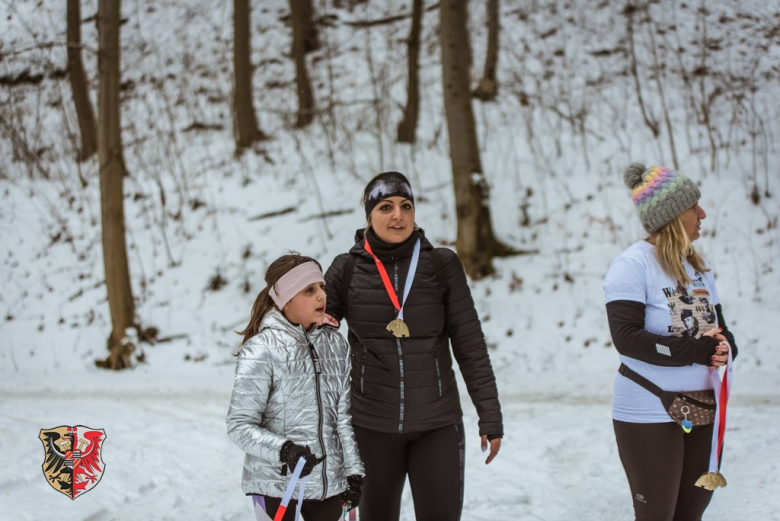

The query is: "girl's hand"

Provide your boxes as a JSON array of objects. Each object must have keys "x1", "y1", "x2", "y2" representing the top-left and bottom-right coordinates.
[{"x1": 481, "y1": 435, "x2": 501, "y2": 465}]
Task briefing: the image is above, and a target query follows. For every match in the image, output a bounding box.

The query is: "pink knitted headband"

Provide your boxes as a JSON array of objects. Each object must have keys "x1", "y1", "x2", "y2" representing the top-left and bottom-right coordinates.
[{"x1": 268, "y1": 262, "x2": 324, "y2": 309}]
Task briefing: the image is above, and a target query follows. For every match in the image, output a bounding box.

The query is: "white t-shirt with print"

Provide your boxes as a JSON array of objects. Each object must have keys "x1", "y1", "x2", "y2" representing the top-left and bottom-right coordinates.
[{"x1": 604, "y1": 240, "x2": 720, "y2": 423}]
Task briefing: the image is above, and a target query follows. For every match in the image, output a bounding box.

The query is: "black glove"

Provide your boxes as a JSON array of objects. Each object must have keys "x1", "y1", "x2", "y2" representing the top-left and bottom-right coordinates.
[
  {"x1": 341, "y1": 474, "x2": 364, "y2": 510},
  {"x1": 280, "y1": 441, "x2": 325, "y2": 478}
]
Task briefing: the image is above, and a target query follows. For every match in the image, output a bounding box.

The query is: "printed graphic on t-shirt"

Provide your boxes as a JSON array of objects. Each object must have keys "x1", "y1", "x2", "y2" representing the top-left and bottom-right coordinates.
[{"x1": 662, "y1": 271, "x2": 716, "y2": 338}]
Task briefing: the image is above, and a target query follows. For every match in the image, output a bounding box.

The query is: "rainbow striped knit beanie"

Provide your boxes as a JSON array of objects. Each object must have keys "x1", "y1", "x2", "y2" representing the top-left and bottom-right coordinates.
[{"x1": 624, "y1": 163, "x2": 700, "y2": 233}]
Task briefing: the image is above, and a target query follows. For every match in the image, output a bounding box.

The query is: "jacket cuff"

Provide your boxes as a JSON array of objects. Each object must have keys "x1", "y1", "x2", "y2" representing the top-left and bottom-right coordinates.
[
  {"x1": 692, "y1": 336, "x2": 718, "y2": 366},
  {"x1": 479, "y1": 424, "x2": 504, "y2": 437}
]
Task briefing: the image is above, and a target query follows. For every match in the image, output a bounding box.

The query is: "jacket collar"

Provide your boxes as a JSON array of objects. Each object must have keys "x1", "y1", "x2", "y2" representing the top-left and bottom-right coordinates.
[
  {"x1": 351, "y1": 228, "x2": 432, "y2": 260},
  {"x1": 260, "y1": 309, "x2": 321, "y2": 342}
]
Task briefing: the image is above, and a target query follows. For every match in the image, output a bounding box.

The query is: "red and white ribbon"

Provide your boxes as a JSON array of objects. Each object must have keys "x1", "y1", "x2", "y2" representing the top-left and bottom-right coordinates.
[
  {"x1": 274, "y1": 457, "x2": 308, "y2": 521},
  {"x1": 253, "y1": 457, "x2": 308, "y2": 521},
  {"x1": 363, "y1": 239, "x2": 420, "y2": 322},
  {"x1": 706, "y1": 342, "x2": 733, "y2": 473}
]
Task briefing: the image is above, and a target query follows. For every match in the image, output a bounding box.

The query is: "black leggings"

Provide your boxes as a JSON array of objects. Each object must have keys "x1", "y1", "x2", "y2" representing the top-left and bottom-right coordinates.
[
  {"x1": 257, "y1": 493, "x2": 343, "y2": 521},
  {"x1": 354, "y1": 421, "x2": 465, "y2": 521},
  {"x1": 614, "y1": 420, "x2": 714, "y2": 521}
]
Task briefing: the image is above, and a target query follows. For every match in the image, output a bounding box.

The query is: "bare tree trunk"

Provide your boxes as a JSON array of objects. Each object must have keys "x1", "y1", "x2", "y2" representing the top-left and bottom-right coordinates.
[
  {"x1": 647, "y1": 23, "x2": 678, "y2": 170},
  {"x1": 233, "y1": 0, "x2": 263, "y2": 150},
  {"x1": 67, "y1": 0, "x2": 97, "y2": 161},
  {"x1": 97, "y1": 0, "x2": 136, "y2": 369},
  {"x1": 397, "y1": 0, "x2": 423, "y2": 143},
  {"x1": 473, "y1": 0, "x2": 500, "y2": 101},
  {"x1": 290, "y1": 0, "x2": 316, "y2": 128},
  {"x1": 441, "y1": 0, "x2": 507, "y2": 279},
  {"x1": 300, "y1": 0, "x2": 320, "y2": 53},
  {"x1": 626, "y1": 4, "x2": 659, "y2": 137}
]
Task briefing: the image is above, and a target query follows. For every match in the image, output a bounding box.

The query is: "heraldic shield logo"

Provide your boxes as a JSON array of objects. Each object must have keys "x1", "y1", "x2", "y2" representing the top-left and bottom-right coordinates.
[{"x1": 39, "y1": 425, "x2": 107, "y2": 500}]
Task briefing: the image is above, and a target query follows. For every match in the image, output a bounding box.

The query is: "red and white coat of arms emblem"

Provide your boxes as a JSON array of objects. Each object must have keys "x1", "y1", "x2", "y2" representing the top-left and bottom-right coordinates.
[{"x1": 39, "y1": 425, "x2": 107, "y2": 499}]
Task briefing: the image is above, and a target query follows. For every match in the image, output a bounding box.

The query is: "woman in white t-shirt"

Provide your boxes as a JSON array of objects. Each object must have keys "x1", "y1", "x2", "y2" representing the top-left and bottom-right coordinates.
[{"x1": 604, "y1": 163, "x2": 737, "y2": 521}]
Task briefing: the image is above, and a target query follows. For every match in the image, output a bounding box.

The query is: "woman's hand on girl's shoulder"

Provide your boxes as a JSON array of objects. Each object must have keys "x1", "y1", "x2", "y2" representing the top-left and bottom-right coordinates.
[{"x1": 318, "y1": 313, "x2": 340, "y2": 328}]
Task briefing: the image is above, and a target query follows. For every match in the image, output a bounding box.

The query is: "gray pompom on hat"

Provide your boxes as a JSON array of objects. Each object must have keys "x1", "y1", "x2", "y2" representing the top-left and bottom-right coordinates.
[{"x1": 624, "y1": 163, "x2": 701, "y2": 233}]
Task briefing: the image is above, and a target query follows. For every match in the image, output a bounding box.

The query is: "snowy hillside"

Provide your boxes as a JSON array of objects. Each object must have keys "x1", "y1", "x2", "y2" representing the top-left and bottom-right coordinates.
[{"x1": 1, "y1": 0, "x2": 779, "y2": 519}]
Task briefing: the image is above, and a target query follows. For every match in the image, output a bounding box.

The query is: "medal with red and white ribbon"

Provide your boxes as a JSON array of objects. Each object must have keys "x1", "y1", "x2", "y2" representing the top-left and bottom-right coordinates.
[
  {"x1": 695, "y1": 342, "x2": 733, "y2": 490},
  {"x1": 363, "y1": 238, "x2": 420, "y2": 338}
]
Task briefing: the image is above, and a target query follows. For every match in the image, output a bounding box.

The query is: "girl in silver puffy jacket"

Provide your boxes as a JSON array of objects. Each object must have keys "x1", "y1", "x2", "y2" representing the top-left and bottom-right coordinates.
[{"x1": 226, "y1": 254, "x2": 364, "y2": 521}]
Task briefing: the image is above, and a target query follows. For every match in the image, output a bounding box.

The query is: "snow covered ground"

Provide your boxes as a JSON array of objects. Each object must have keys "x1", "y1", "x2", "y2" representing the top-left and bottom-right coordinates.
[
  {"x1": 2, "y1": 367, "x2": 779, "y2": 520},
  {"x1": 1, "y1": 0, "x2": 779, "y2": 519}
]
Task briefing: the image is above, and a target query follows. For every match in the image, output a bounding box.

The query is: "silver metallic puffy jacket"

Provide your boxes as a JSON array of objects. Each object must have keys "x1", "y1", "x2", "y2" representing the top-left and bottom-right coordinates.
[{"x1": 226, "y1": 310, "x2": 364, "y2": 499}]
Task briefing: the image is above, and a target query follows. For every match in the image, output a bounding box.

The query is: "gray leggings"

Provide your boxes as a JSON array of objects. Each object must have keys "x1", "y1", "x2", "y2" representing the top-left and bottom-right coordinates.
[{"x1": 614, "y1": 420, "x2": 715, "y2": 521}]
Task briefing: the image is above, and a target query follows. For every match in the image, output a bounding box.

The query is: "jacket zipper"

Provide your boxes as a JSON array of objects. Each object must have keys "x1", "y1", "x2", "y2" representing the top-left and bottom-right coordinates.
[
  {"x1": 679, "y1": 394, "x2": 716, "y2": 410},
  {"x1": 394, "y1": 258, "x2": 406, "y2": 434},
  {"x1": 360, "y1": 345, "x2": 367, "y2": 394},
  {"x1": 307, "y1": 339, "x2": 328, "y2": 499},
  {"x1": 434, "y1": 349, "x2": 443, "y2": 398}
]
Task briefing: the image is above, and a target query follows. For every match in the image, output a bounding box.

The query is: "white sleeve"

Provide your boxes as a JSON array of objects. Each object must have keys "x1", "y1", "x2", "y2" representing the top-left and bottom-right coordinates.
[{"x1": 604, "y1": 252, "x2": 647, "y2": 304}]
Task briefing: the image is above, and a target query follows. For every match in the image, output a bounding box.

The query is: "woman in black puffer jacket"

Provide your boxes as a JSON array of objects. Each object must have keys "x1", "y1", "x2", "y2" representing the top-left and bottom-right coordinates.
[{"x1": 324, "y1": 171, "x2": 503, "y2": 521}]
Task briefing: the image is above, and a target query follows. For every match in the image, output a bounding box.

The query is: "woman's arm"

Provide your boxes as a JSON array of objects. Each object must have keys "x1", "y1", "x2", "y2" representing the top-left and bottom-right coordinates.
[
  {"x1": 324, "y1": 253, "x2": 349, "y2": 322},
  {"x1": 439, "y1": 249, "x2": 503, "y2": 438},
  {"x1": 606, "y1": 299, "x2": 719, "y2": 366},
  {"x1": 225, "y1": 338, "x2": 288, "y2": 464}
]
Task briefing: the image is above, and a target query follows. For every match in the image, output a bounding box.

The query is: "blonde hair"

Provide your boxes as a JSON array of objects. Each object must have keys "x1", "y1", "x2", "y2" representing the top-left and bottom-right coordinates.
[{"x1": 652, "y1": 215, "x2": 709, "y2": 287}]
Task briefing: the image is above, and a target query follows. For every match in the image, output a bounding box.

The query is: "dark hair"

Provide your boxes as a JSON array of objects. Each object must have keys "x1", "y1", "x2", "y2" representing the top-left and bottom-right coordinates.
[{"x1": 236, "y1": 253, "x2": 322, "y2": 348}]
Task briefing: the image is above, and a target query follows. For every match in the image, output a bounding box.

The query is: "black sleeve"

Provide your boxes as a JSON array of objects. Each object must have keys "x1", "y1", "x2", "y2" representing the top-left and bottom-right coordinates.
[
  {"x1": 606, "y1": 300, "x2": 719, "y2": 367},
  {"x1": 324, "y1": 253, "x2": 348, "y2": 322},
  {"x1": 715, "y1": 303, "x2": 738, "y2": 360},
  {"x1": 440, "y1": 248, "x2": 503, "y2": 437}
]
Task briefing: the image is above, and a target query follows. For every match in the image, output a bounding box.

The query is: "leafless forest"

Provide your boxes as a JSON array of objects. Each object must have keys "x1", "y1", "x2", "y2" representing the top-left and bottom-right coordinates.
[{"x1": 1, "y1": 0, "x2": 778, "y2": 368}]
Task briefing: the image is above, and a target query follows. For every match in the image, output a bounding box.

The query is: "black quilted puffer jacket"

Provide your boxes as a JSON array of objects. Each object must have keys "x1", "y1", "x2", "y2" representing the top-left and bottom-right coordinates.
[{"x1": 324, "y1": 229, "x2": 503, "y2": 437}]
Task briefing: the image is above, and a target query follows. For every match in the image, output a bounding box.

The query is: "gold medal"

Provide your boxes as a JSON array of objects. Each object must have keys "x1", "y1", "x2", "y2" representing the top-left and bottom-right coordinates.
[
  {"x1": 364, "y1": 238, "x2": 420, "y2": 340},
  {"x1": 386, "y1": 318, "x2": 410, "y2": 338},
  {"x1": 695, "y1": 471, "x2": 727, "y2": 490}
]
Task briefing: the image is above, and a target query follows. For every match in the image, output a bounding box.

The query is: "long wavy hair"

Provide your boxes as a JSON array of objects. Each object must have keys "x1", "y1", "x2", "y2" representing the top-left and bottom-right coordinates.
[
  {"x1": 237, "y1": 253, "x2": 322, "y2": 348},
  {"x1": 652, "y1": 214, "x2": 709, "y2": 287}
]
